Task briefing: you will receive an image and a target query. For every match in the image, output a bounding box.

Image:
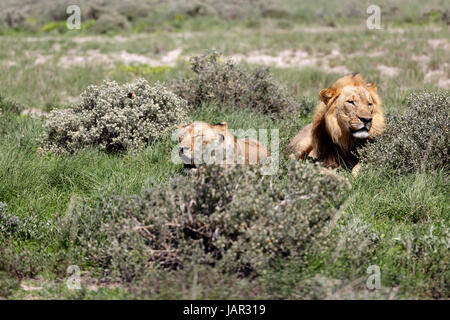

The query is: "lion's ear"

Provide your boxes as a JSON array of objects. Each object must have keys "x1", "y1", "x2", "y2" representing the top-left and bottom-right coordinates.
[
  {"x1": 366, "y1": 82, "x2": 377, "y2": 92},
  {"x1": 319, "y1": 88, "x2": 337, "y2": 104},
  {"x1": 213, "y1": 121, "x2": 228, "y2": 132}
]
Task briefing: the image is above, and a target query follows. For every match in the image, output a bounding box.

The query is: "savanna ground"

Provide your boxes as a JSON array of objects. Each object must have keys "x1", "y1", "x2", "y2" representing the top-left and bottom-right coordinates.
[{"x1": 0, "y1": 0, "x2": 449, "y2": 299}]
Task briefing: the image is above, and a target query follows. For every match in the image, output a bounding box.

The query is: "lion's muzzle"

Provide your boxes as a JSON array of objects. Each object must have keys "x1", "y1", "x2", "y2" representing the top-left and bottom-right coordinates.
[{"x1": 351, "y1": 117, "x2": 372, "y2": 139}]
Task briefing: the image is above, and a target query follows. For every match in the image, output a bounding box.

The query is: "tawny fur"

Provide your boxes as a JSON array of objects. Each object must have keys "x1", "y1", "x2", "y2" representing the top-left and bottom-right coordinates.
[
  {"x1": 287, "y1": 74, "x2": 385, "y2": 171},
  {"x1": 178, "y1": 121, "x2": 270, "y2": 167}
]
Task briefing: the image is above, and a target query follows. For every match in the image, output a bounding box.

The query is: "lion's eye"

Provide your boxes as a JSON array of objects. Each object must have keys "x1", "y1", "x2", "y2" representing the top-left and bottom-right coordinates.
[
  {"x1": 368, "y1": 102, "x2": 373, "y2": 106},
  {"x1": 347, "y1": 100, "x2": 354, "y2": 105}
]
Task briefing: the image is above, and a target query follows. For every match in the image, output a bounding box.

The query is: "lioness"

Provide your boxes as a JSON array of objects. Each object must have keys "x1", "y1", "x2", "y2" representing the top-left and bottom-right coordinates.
[
  {"x1": 178, "y1": 121, "x2": 270, "y2": 169},
  {"x1": 287, "y1": 74, "x2": 385, "y2": 175}
]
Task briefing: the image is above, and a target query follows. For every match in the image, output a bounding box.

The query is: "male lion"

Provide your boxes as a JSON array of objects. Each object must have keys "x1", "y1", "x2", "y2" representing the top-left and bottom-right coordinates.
[
  {"x1": 178, "y1": 121, "x2": 270, "y2": 169},
  {"x1": 287, "y1": 74, "x2": 384, "y2": 175}
]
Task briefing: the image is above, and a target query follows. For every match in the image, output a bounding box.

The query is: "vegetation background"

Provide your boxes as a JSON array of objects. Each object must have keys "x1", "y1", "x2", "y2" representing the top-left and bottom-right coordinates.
[{"x1": 0, "y1": 0, "x2": 448, "y2": 299}]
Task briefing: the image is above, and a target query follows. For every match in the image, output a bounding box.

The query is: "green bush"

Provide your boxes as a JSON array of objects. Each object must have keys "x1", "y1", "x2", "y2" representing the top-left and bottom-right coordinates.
[
  {"x1": 40, "y1": 79, "x2": 188, "y2": 154},
  {"x1": 325, "y1": 218, "x2": 380, "y2": 272},
  {"x1": 0, "y1": 94, "x2": 23, "y2": 114},
  {"x1": 174, "y1": 0, "x2": 288, "y2": 20},
  {"x1": 358, "y1": 92, "x2": 450, "y2": 174},
  {"x1": 171, "y1": 51, "x2": 300, "y2": 118},
  {"x1": 0, "y1": 202, "x2": 63, "y2": 279},
  {"x1": 64, "y1": 161, "x2": 350, "y2": 282},
  {"x1": 298, "y1": 218, "x2": 449, "y2": 298},
  {"x1": 296, "y1": 96, "x2": 316, "y2": 118},
  {"x1": 0, "y1": 95, "x2": 23, "y2": 135},
  {"x1": 0, "y1": 202, "x2": 57, "y2": 241},
  {"x1": 44, "y1": 0, "x2": 74, "y2": 21},
  {"x1": 0, "y1": 202, "x2": 18, "y2": 235},
  {"x1": 41, "y1": 21, "x2": 67, "y2": 33},
  {"x1": 0, "y1": 271, "x2": 19, "y2": 298},
  {"x1": 385, "y1": 224, "x2": 450, "y2": 298},
  {"x1": 2, "y1": 7, "x2": 27, "y2": 28},
  {"x1": 91, "y1": 12, "x2": 130, "y2": 33}
]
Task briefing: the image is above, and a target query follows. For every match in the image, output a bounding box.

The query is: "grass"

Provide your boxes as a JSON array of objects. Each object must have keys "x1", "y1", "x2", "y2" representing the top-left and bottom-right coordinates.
[
  {"x1": 0, "y1": 0, "x2": 449, "y2": 299},
  {"x1": 0, "y1": 116, "x2": 181, "y2": 220},
  {"x1": 0, "y1": 22, "x2": 447, "y2": 109}
]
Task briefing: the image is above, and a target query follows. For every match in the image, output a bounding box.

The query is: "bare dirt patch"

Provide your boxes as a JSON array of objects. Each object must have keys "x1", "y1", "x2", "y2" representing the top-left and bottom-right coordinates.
[
  {"x1": 21, "y1": 34, "x2": 148, "y2": 44},
  {"x1": 34, "y1": 54, "x2": 52, "y2": 65},
  {"x1": 229, "y1": 49, "x2": 350, "y2": 74},
  {"x1": 428, "y1": 39, "x2": 450, "y2": 50},
  {"x1": 424, "y1": 67, "x2": 450, "y2": 89},
  {"x1": 411, "y1": 54, "x2": 431, "y2": 64},
  {"x1": 377, "y1": 65, "x2": 401, "y2": 78},
  {"x1": 1, "y1": 60, "x2": 18, "y2": 67},
  {"x1": 349, "y1": 50, "x2": 387, "y2": 58},
  {"x1": 58, "y1": 49, "x2": 113, "y2": 68},
  {"x1": 21, "y1": 108, "x2": 49, "y2": 118},
  {"x1": 230, "y1": 49, "x2": 311, "y2": 68},
  {"x1": 57, "y1": 48, "x2": 183, "y2": 68}
]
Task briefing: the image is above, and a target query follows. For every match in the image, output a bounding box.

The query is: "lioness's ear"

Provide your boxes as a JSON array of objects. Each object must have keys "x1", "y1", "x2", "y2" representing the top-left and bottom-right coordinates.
[
  {"x1": 319, "y1": 88, "x2": 337, "y2": 104},
  {"x1": 366, "y1": 82, "x2": 377, "y2": 92},
  {"x1": 178, "y1": 124, "x2": 186, "y2": 129},
  {"x1": 213, "y1": 121, "x2": 228, "y2": 132}
]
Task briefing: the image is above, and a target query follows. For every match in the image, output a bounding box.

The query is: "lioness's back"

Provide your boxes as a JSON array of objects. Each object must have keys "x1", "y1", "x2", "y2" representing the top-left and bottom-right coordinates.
[{"x1": 238, "y1": 138, "x2": 270, "y2": 164}]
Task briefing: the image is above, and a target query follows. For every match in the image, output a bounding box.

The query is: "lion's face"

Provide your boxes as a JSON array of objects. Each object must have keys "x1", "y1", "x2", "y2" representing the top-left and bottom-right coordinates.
[
  {"x1": 334, "y1": 86, "x2": 375, "y2": 140},
  {"x1": 317, "y1": 74, "x2": 385, "y2": 154},
  {"x1": 178, "y1": 121, "x2": 231, "y2": 167}
]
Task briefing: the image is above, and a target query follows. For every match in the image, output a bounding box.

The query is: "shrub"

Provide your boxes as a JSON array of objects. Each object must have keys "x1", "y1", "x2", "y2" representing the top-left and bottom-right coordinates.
[
  {"x1": 115, "y1": 2, "x2": 153, "y2": 22},
  {"x1": 84, "y1": 4, "x2": 109, "y2": 21},
  {"x1": 171, "y1": 51, "x2": 300, "y2": 118},
  {"x1": 385, "y1": 224, "x2": 450, "y2": 298},
  {"x1": 0, "y1": 202, "x2": 62, "y2": 279},
  {"x1": 91, "y1": 12, "x2": 130, "y2": 33},
  {"x1": 292, "y1": 274, "x2": 401, "y2": 299},
  {"x1": 358, "y1": 92, "x2": 450, "y2": 174},
  {"x1": 0, "y1": 95, "x2": 23, "y2": 135},
  {"x1": 0, "y1": 202, "x2": 17, "y2": 235},
  {"x1": 173, "y1": 0, "x2": 288, "y2": 20},
  {"x1": 64, "y1": 161, "x2": 350, "y2": 282},
  {"x1": 133, "y1": 264, "x2": 260, "y2": 299},
  {"x1": 2, "y1": 8, "x2": 27, "y2": 28},
  {"x1": 41, "y1": 21, "x2": 67, "y2": 33},
  {"x1": 0, "y1": 202, "x2": 57, "y2": 242},
  {"x1": 328, "y1": 218, "x2": 380, "y2": 267},
  {"x1": 0, "y1": 271, "x2": 19, "y2": 298},
  {"x1": 44, "y1": 0, "x2": 74, "y2": 21},
  {"x1": 296, "y1": 96, "x2": 316, "y2": 118},
  {"x1": 40, "y1": 79, "x2": 188, "y2": 154},
  {"x1": 0, "y1": 94, "x2": 23, "y2": 114},
  {"x1": 312, "y1": 212, "x2": 449, "y2": 298}
]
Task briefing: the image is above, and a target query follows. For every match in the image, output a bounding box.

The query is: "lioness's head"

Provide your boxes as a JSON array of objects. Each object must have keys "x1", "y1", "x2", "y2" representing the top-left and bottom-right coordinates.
[
  {"x1": 316, "y1": 74, "x2": 385, "y2": 151},
  {"x1": 178, "y1": 121, "x2": 234, "y2": 168}
]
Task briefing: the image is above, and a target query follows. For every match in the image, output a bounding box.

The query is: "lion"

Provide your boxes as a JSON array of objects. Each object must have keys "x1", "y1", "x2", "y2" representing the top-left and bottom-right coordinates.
[
  {"x1": 178, "y1": 121, "x2": 271, "y2": 169},
  {"x1": 287, "y1": 74, "x2": 385, "y2": 175}
]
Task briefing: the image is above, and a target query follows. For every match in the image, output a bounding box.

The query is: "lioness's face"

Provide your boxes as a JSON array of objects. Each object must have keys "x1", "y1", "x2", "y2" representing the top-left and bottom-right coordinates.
[
  {"x1": 335, "y1": 86, "x2": 374, "y2": 139},
  {"x1": 178, "y1": 122, "x2": 227, "y2": 166}
]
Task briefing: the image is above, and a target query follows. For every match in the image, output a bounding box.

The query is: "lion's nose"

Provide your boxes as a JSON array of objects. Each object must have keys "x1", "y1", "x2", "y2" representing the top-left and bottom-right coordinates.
[
  {"x1": 179, "y1": 147, "x2": 188, "y2": 154},
  {"x1": 359, "y1": 116, "x2": 372, "y2": 124}
]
